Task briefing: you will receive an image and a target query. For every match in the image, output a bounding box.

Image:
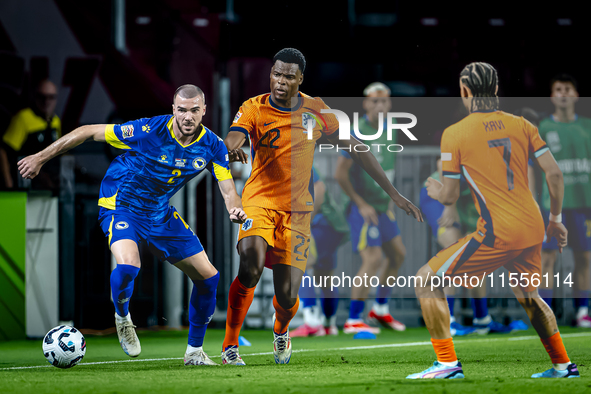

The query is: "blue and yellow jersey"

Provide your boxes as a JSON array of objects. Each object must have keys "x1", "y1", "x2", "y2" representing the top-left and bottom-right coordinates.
[{"x1": 99, "y1": 115, "x2": 232, "y2": 220}]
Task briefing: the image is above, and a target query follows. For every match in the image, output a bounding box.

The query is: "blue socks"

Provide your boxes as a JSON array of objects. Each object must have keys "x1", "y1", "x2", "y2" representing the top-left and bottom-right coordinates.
[
  {"x1": 539, "y1": 289, "x2": 553, "y2": 308},
  {"x1": 188, "y1": 272, "x2": 219, "y2": 348},
  {"x1": 110, "y1": 264, "x2": 140, "y2": 317},
  {"x1": 574, "y1": 290, "x2": 590, "y2": 309},
  {"x1": 349, "y1": 300, "x2": 365, "y2": 320},
  {"x1": 376, "y1": 285, "x2": 392, "y2": 305},
  {"x1": 321, "y1": 286, "x2": 339, "y2": 319},
  {"x1": 447, "y1": 296, "x2": 455, "y2": 316},
  {"x1": 471, "y1": 298, "x2": 488, "y2": 319},
  {"x1": 300, "y1": 274, "x2": 318, "y2": 308}
]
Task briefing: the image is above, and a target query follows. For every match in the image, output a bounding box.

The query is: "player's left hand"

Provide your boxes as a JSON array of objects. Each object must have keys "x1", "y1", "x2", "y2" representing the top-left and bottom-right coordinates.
[
  {"x1": 228, "y1": 149, "x2": 248, "y2": 164},
  {"x1": 229, "y1": 207, "x2": 247, "y2": 223},
  {"x1": 392, "y1": 194, "x2": 423, "y2": 222},
  {"x1": 426, "y1": 177, "x2": 444, "y2": 200},
  {"x1": 546, "y1": 221, "x2": 568, "y2": 253}
]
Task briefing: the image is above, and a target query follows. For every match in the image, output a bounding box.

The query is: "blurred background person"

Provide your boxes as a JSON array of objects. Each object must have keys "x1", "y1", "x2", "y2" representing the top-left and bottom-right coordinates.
[
  {"x1": 1, "y1": 79, "x2": 60, "y2": 191},
  {"x1": 533, "y1": 74, "x2": 591, "y2": 327}
]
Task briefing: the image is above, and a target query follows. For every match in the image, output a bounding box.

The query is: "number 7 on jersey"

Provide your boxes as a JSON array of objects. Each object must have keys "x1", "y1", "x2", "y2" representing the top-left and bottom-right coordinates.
[{"x1": 488, "y1": 138, "x2": 514, "y2": 191}]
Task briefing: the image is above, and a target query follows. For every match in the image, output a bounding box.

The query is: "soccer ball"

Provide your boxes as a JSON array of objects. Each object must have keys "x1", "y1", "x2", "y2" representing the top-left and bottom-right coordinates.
[{"x1": 42, "y1": 325, "x2": 86, "y2": 369}]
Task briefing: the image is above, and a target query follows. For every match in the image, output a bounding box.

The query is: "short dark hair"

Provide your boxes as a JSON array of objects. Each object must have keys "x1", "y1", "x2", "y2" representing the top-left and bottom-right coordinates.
[
  {"x1": 273, "y1": 48, "x2": 306, "y2": 73},
  {"x1": 550, "y1": 73, "x2": 578, "y2": 92},
  {"x1": 173, "y1": 84, "x2": 204, "y2": 104}
]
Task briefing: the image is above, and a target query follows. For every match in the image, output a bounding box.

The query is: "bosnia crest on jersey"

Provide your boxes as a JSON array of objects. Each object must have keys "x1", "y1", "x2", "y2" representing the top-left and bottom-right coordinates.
[{"x1": 192, "y1": 157, "x2": 206, "y2": 170}]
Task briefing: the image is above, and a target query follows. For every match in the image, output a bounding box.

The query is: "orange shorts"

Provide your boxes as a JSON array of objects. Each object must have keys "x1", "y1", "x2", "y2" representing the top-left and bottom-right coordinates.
[
  {"x1": 428, "y1": 232, "x2": 542, "y2": 292},
  {"x1": 237, "y1": 206, "x2": 311, "y2": 272}
]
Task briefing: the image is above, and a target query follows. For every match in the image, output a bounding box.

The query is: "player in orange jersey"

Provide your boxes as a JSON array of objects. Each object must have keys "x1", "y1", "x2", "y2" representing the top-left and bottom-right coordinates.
[
  {"x1": 408, "y1": 62, "x2": 579, "y2": 379},
  {"x1": 221, "y1": 48, "x2": 423, "y2": 365}
]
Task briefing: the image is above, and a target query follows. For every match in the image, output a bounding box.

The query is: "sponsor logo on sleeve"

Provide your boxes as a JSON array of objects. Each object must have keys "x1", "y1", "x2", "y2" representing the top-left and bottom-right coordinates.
[
  {"x1": 121, "y1": 125, "x2": 134, "y2": 139},
  {"x1": 233, "y1": 112, "x2": 242, "y2": 123},
  {"x1": 142, "y1": 125, "x2": 151, "y2": 132}
]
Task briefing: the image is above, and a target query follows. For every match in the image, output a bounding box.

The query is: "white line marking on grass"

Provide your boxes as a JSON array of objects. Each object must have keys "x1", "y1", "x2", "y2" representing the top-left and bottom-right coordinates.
[{"x1": 3, "y1": 332, "x2": 589, "y2": 371}]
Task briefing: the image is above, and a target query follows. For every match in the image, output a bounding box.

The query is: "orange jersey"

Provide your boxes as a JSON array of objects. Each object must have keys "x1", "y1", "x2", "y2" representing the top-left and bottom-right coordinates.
[
  {"x1": 441, "y1": 110, "x2": 549, "y2": 250},
  {"x1": 230, "y1": 92, "x2": 338, "y2": 212}
]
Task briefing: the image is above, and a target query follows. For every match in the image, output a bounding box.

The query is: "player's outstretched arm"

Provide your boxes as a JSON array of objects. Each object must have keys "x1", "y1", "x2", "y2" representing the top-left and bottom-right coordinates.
[
  {"x1": 534, "y1": 150, "x2": 567, "y2": 252},
  {"x1": 327, "y1": 133, "x2": 423, "y2": 222},
  {"x1": 224, "y1": 131, "x2": 248, "y2": 164},
  {"x1": 217, "y1": 178, "x2": 247, "y2": 224},
  {"x1": 334, "y1": 155, "x2": 378, "y2": 225},
  {"x1": 18, "y1": 125, "x2": 107, "y2": 180}
]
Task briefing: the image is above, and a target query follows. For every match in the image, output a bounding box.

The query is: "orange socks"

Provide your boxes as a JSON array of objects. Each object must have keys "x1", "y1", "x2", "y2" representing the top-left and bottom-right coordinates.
[
  {"x1": 222, "y1": 277, "x2": 255, "y2": 350},
  {"x1": 541, "y1": 332, "x2": 570, "y2": 364},
  {"x1": 431, "y1": 337, "x2": 457, "y2": 363},
  {"x1": 273, "y1": 295, "x2": 300, "y2": 335}
]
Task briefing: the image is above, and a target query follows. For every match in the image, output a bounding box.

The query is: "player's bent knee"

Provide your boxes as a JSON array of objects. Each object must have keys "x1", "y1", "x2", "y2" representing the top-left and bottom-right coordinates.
[
  {"x1": 275, "y1": 291, "x2": 298, "y2": 310},
  {"x1": 111, "y1": 240, "x2": 141, "y2": 268},
  {"x1": 415, "y1": 264, "x2": 435, "y2": 289},
  {"x1": 237, "y1": 251, "x2": 265, "y2": 287},
  {"x1": 359, "y1": 250, "x2": 384, "y2": 274}
]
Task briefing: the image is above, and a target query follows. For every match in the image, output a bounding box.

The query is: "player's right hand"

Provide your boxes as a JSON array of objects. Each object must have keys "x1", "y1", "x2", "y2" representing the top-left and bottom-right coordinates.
[
  {"x1": 18, "y1": 154, "x2": 43, "y2": 180},
  {"x1": 229, "y1": 207, "x2": 247, "y2": 224},
  {"x1": 392, "y1": 194, "x2": 424, "y2": 223},
  {"x1": 358, "y1": 202, "x2": 379, "y2": 226},
  {"x1": 228, "y1": 149, "x2": 248, "y2": 164},
  {"x1": 546, "y1": 221, "x2": 568, "y2": 253}
]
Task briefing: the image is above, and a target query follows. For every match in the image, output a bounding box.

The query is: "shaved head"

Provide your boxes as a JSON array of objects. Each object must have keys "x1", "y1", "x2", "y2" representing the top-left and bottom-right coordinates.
[
  {"x1": 37, "y1": 79, "x2": 57, "y2": 94},
  {"x1": 173, "y1": 84, "x2": 205, "y2": 104}
]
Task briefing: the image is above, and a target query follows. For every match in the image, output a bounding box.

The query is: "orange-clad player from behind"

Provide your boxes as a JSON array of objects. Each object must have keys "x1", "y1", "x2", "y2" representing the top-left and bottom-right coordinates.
[
  {"x1": 221, "y1": 48, "x2": 423, "y2": 365},
  {"x1": 408, "y1": 62, "x2": 579, "y2": 379}
]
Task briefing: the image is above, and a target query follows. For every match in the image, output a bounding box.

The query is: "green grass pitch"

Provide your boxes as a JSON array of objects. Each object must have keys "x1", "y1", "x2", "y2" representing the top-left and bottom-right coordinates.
[{"x1": 1, "y1": 327, "x2": 590, "y2": 393}]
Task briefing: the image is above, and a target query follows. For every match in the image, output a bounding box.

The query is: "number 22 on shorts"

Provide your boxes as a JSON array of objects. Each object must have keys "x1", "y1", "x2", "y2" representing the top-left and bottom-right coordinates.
[{"x1": 294, "y1": 235, "x2": 310, "y2": 262}]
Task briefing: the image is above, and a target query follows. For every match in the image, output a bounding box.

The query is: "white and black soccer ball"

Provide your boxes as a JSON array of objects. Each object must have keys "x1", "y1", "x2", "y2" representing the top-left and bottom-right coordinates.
[{"x1": 43, "y1": 325, "x2": 86, "y2": 369}]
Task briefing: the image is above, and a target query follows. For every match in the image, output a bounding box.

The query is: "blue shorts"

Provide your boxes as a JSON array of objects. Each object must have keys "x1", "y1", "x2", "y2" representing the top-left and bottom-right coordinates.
[
  {"x1": 348, "y1": 204, "x2": 400, "y2": 253},
  {"x1": 311, "y1": 214, "x2": 348, "y2": 271},
  {"x1": 98, "y1": 206, "x2": 204, "y2": 264},
  {"x1": 419, "y1": 187, "x2": 461, "y2": 238},
  {"x1": 542, "y1": 208, "x2": 591, "y2": 252}
]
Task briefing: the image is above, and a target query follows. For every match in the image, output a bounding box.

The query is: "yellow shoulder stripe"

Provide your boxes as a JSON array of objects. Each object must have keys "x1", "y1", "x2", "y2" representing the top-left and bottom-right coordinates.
[
  {"x1": 213, "y1": 162, "x2": 232, "y2": 182},
  {"x1": 98, "y1": 192, "x2": 117, "y2": 210},
  {"x1": 105, "y1": 125, "x2": 131, "y2": 150}
]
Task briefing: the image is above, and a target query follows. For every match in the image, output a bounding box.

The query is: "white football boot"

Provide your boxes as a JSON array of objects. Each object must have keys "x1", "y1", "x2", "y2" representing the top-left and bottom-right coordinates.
[
  {"x1": 221, "y1": 345, "x2": 246, "y2": 365},
  {"x1": 184, "y1": 347, "x2": 218, "y2": 365},
  {"x1": 273, "y1": 314, "x2": 292, "y2": 364},
  {"x1": 115, "y1": 313, "x2": 141, "y2": 357}
]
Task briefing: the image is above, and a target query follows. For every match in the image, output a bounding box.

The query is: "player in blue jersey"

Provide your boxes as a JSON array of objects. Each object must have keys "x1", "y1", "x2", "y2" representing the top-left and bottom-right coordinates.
[{"x1": 18, "y1": 85, "x2": 247, "y2": 366}]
